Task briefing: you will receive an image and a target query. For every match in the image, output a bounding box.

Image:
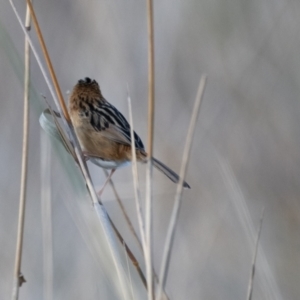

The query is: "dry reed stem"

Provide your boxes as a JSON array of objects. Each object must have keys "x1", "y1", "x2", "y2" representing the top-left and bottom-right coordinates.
[
  {"x1": 127, "y1": 91, "x2": 170, "y2": 299},
  {"x1": 146, "y1": 0, "x2": 155, "y2": 298},
  {"x1": 146, "y1": 0, "x2": 155, "y2": 156},
  {"x1": 247, "y1": 208, "x2": 264, "y2": 300},
  {"x1": 10, "y1": 2, "x2": 131, "y2": 298},
  {"x1": 11, "y1": 4, "x2": 31, "y2": 300},
  {"x1": 127, "y1": 91, "x2": 146, "y2": 250},
  {"x1": 104, "y1": 169, "x2": 143, "y2": 251},
  {"x1": 107, "y1": 214, "x2": 147, "y2": 288},
  {"x1": 156, "y1": 75, "x2": 207, "y2": 300}
]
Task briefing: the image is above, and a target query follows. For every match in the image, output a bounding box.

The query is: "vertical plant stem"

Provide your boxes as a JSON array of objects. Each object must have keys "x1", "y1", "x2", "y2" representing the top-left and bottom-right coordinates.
[
  {"x1": 146, "y1": 1, "x2": 155, "y2": 153},
  {"x1": 11, "y1": 4, "x2": 31, "y2": 300},
  {"x1": 107, "y1": 214, "x2": 147, "y2": 289},
  {"x1": 127, "y1": 91, "x2": 146, "y2": 250},
  {"x1": 156, "y1": 75, "x2": 207, "y2": 300},
  {"x1": 40, "y1": 132, "x2": 53, "y2": 300},
  {"x1": 146, "y1": 0, "x2": 155, "y2": 298},
  {"x1": 246, "y1": 208, "x2": 264, "y2": 300}
]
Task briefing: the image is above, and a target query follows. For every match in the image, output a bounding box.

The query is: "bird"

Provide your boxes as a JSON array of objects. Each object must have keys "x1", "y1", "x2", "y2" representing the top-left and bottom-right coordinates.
[{"x1": 68, "y1": 77, "x2": 190, "y2": 196}]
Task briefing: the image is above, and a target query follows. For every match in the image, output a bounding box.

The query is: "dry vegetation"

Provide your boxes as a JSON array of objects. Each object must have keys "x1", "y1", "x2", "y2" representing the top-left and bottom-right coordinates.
[{"x1": 1, "y1": 0, "x2": 300, "y2": 299}]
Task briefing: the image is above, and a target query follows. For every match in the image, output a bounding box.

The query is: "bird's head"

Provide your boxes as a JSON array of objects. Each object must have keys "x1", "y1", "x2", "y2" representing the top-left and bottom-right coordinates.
[
  {"x1": 73, "y1": 77, "x2": 102, "y2": 95},
  {"x1": 78, "y1": 77, "x2": 99, "y2": 87}
]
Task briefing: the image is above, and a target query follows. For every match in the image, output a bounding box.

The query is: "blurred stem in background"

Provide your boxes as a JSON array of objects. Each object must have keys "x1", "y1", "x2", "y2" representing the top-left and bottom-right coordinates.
[
  {"x1": 156, "y1": 75, "x2": 207, "y2": 300},
  {"x1": 40, "y1": 129, "x2": 54, "y2": 300}
]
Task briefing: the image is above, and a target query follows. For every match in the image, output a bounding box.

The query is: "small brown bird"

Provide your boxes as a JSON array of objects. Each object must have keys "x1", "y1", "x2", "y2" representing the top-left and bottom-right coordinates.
[{"x1": 69, "y1": 77, "x2": 190, "y2": 195}]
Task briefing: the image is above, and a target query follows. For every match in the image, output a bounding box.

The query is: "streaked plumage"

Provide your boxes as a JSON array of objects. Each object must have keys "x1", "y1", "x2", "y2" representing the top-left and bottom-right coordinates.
[{"x1": 69, "y1": 77, "x2": 190, "y2": 189}]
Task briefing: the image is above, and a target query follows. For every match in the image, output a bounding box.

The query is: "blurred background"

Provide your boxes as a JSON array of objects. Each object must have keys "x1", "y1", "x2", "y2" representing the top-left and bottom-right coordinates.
[{"x1": 1, "y1": 0, "x2": 300, "y2": 299}]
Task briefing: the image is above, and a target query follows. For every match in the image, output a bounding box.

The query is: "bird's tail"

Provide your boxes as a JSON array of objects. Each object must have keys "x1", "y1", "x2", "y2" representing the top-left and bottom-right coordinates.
[{"x1": 152, "y1": 157, "x2": 191, "y2": 189}]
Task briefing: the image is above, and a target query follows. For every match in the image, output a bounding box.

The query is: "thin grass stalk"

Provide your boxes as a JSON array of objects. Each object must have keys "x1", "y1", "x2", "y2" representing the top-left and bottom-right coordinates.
[
  {"x1": 127, "y1": 91, "x2": 146, "y2": 250},
  {"x1": 146, "y1": 0, "x2": 155, "y2": 298},
  {"x1": 25, "y1": 2, "x2": 31, "y2": 30},
  {"x1": 104, "y1": 169, "x2": 143, "y2": 251},
  {"x1": 10, "y1": 2, "x2": 131, "y2": 298},
  {"x1": 247, "y1": 208, "x2": 264, "y2": 300},
  {"x1": 40, "y1": 130, "x2": 53, "y2": 300},
  {"x1": 146, "y1": 0, "x2": 155, "y2": 154},
  {"x1": 107, "y1": 214, "x2": 147, "y2": 289},
  {"x1": 156, "y1": 75, "x2": 207, "y2": 300},
  {"x1": 11, "y1": 4, "x2": 31, "y2": 300},
  {"x1": 217, "y1": 155, "x2": 283, "y2": 300},
  {"x1": 128, "y1": 92, "x2": 170, "y2": 299},
  {"x1": 123, "y1": 241, "x2": 136, "y2": 300}
]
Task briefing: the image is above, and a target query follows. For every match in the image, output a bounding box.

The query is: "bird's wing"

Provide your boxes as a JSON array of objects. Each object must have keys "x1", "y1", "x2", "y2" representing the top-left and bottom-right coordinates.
[{"x1": 79, "y1": 98, "x2": 145, "y2": 150}]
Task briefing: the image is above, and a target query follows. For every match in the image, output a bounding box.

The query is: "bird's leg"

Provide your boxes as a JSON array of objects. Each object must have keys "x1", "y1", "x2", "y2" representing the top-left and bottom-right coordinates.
[
  {"x1": 82, "y1": 151, "x2": 91, "y2": 162},
  {"x1": 97, "y1": 168, "x2": 116, "y2": 198}
]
